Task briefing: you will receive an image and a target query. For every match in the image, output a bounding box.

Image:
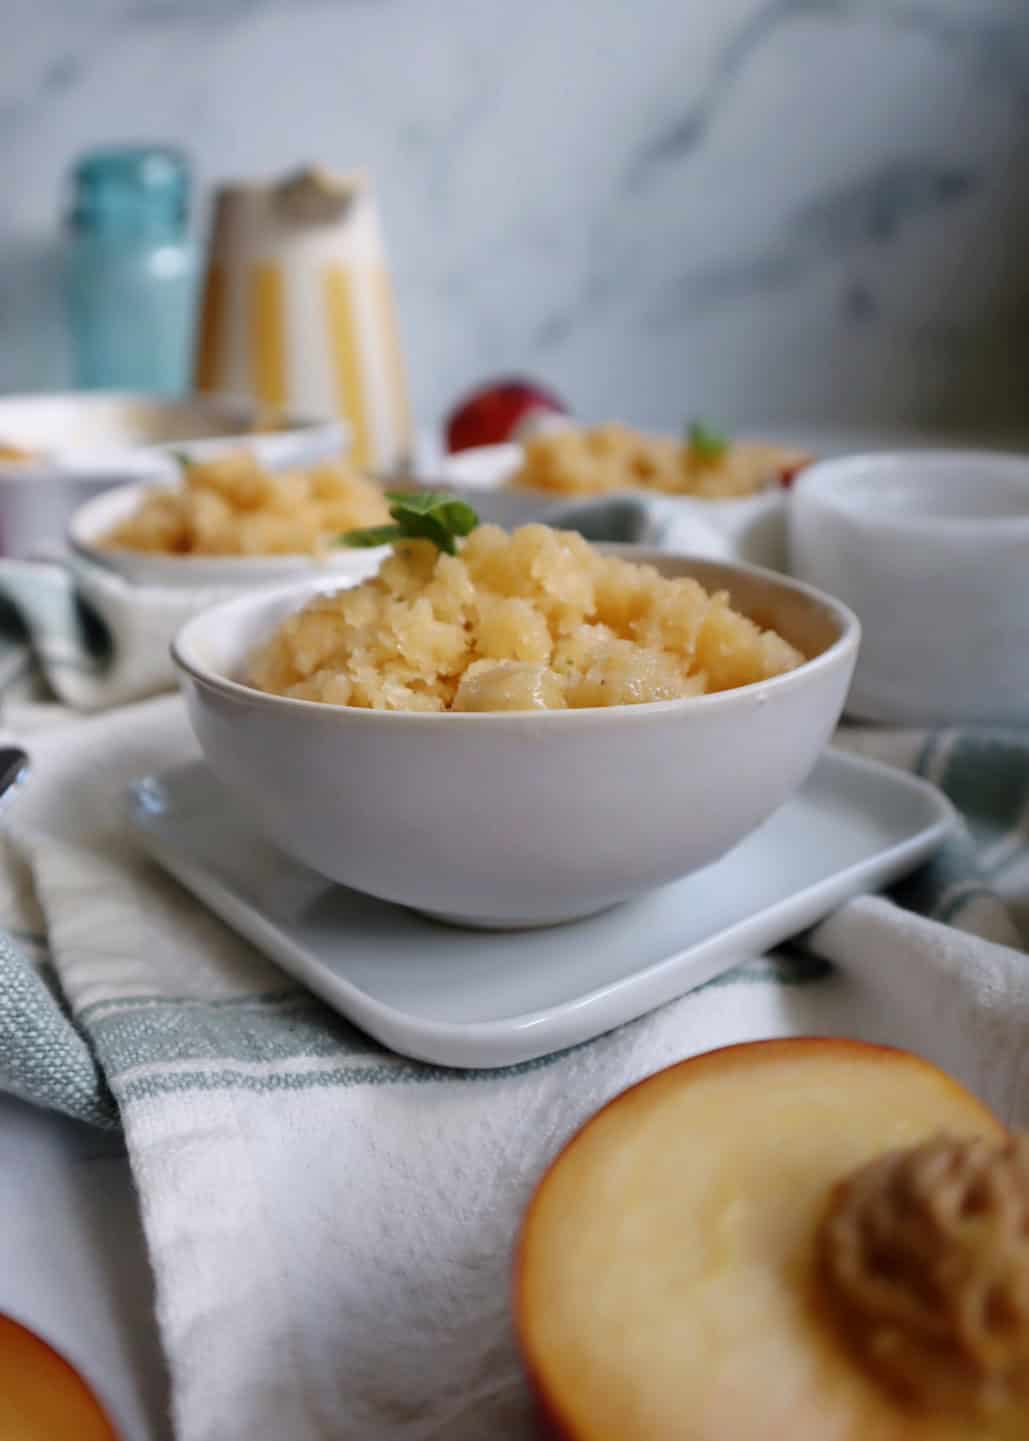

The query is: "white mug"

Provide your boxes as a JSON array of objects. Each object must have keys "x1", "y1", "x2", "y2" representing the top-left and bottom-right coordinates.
[{"x1": 789, "y1": 450, "x2": 1029, "y2": 725}]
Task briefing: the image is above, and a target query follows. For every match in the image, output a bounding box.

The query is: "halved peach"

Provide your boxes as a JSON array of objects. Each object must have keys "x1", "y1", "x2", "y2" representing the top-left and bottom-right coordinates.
[
  {"x1": 0, "y1": 1315, "x2": 120, "y2": 1439},
  {"x1": 515, "y1": 1038, "x2": 1018, "y2": 1441}
]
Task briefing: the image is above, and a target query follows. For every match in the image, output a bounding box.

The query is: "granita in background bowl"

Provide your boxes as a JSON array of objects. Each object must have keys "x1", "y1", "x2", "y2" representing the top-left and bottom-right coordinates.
[
  {"x1": 71, "y1": 447, "x2": 392, "y2": 589},
  {"x1": 509, "y1": 420, "x2": 810, "y2": 500},
  {"x1": 172, "y1": 494, "x2": 859, "y2": 928},
  {"x1": 426, "y1": 421, "x2": 810, "y2": 573}
]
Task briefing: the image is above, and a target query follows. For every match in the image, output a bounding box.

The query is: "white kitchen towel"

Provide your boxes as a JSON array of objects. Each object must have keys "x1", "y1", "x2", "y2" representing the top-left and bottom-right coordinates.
[{"x1": 1, "y1": 696, "x2": 1028, "y2": 1440}]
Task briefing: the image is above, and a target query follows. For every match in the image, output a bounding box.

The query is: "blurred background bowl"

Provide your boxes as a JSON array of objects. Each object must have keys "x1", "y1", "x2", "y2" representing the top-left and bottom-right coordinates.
[
  {"x1": 431, "y1": 439, "x2": 790, "y2": 570},
  {"x1": 0, "y1": 391, "x2": 343, "y2": 559},
  {"x1": 70, "y1": 477, "x2": 387, "y2": 590}
]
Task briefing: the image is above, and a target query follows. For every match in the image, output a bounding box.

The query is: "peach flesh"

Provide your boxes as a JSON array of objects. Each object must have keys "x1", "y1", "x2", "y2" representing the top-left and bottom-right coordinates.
[
  {"x1": 515, "y1": 1038, "x2": 1017, "y2": 1441},
  {"x1": 0, "y1": 1314, "x2": 119, "y2": 1440}
]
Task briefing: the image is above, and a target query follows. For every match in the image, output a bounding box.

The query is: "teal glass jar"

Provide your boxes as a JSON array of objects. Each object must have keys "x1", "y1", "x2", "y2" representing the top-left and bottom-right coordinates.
[{"x1": 65, "y1": 146, "x2": 197, "y2": 394}]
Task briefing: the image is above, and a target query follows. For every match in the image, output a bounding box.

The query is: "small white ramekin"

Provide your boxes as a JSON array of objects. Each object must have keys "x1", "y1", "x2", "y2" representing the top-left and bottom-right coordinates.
[{"x1": 789, "y1": 450, "x2": 1029, "y2": 725}]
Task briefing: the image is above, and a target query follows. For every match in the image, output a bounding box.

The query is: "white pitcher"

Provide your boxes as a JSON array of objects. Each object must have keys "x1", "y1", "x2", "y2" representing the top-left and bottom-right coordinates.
[{"x1": 194, "y1": 167, "x2": 412, "y2": 471}]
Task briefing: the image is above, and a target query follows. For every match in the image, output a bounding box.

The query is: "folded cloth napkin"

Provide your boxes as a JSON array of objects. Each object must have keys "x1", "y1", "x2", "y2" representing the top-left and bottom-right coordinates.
[
  {"x1": 1, "y1": 692, "x2": 1028, "y2": 1441},
  {"x1": 0, "y1": 556, "x2": 245, "y2": 713},
  {"x1": 0, "y1": 494, "x2": 782, "y2": 714}
]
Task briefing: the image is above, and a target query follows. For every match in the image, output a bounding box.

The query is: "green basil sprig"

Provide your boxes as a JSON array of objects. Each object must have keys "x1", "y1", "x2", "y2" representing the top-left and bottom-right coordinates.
[
  {"x1": 685, "y1": 421, "x2": 729, "y2": 464},
  {"x1": 341, "y1": 490, "x2": 479, "y2": 556}
]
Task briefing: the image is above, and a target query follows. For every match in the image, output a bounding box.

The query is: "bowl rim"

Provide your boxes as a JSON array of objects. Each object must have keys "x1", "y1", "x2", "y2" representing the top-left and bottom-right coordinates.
[
  {"x1": 792, "y1": 448, "x2": 1029, "y2": 534},
  {"x1": 0, "y1": 387, "x2": 338, "y2": 428},
  {"x1": 171, "y1": 544, "x2": 861, "y2": 724},
  {"x1": 0, "y1": 390, "x2": 344, "y2": 476}
]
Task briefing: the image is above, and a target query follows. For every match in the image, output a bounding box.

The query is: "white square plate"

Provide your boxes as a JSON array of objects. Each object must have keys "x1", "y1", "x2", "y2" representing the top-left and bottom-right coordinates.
[{"x1": 128, "y1": 750, "x2": 952, "y2": 1069}]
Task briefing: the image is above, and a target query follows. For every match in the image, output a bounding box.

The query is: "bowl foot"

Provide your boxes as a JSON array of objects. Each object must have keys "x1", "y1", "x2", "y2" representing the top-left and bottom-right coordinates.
[{"x1": 413, "y1": 901, "x2": 621, "y2": 931}]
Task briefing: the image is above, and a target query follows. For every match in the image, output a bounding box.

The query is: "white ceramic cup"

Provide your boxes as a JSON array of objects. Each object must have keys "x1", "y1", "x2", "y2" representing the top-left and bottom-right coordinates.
[{"x1": 789, "y1": 450, "x2": 1029, "y2": 725}]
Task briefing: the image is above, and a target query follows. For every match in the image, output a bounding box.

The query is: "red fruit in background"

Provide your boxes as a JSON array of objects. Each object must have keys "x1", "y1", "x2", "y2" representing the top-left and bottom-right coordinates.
[
  {"x1": 777, "y1": 454, "x2": 813, "y2": 488},
  {"x1": 445, "y1": 378, "x2": 568, "y2": 453}
]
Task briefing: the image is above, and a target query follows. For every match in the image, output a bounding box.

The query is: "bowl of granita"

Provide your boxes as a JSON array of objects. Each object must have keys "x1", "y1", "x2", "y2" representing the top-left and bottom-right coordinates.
[
  {"x1": 172, "y1": 499, "x2": 859, "y2": 928},
  {"x1": 437, "y1": 420, "x2": 808, "y2": 499},
  {"x1": 509, "y1": 421, "x2": 809, "y2": 499},
  {"x1": 70, "y1": 446, "x2": 393, "y2": 588},
  {"x1": 430, "y1": 420, "x2": 811, "y2": 571}
]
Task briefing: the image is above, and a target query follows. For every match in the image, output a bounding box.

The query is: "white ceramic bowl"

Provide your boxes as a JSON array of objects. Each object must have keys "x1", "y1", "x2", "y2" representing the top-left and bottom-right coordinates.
[
  {"x1": 0, "y1": 391, "x2": 343, "y2": 558},
  {"x1": 70, "y1": 479, "x2": 388, "y2": 589},
  {"x1": 789, "y1": 450, "x2": 1029, "y2": 725},
  {"x1": 172, "y1": 548, "x2": 859, "y2": 929},
  {"x1": 433, "y1": 442, "x2": 791, "y2": 570},
  {"x1": 0, "y1": 390, "x2": 344, "y2": 464}
]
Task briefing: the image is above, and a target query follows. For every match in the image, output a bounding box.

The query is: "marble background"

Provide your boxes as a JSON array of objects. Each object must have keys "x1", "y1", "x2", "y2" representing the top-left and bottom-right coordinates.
[{"x1": 1, "y1": 0, "x2": 1028, "y2": 434}]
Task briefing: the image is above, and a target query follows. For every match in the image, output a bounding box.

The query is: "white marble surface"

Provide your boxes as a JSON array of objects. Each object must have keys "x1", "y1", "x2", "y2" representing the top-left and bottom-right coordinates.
[{"x1": 1, "y1": 2, "x2": 1028, "y2": 435}]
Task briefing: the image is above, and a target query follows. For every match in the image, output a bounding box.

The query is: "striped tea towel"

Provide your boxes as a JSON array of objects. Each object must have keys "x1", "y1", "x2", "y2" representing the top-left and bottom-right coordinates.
[
  {"x1": 0, "y1": 693, "x2": 1027, "y2": 1440},
  {"x1": 0, "y1": 556, "x2": 246, "y2": 714}
]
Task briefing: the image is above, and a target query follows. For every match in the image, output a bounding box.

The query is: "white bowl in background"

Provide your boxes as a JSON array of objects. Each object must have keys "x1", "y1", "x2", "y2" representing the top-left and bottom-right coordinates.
[
  {"x1": 789, "y1": 450, "x2": 1029, "y2": 725},
  {"x1": 172, "y1": 548, "x2": 859, "y2": 929},
  {"x1": 432, "y1": 442, "x2": 790, "y2": 571},
  {"x1": 0, "y1": 390, "x2": 344, "y2": 465},
  {"x1": 70, "y1": 479, "x2": 388, "y2": 590},
  {"x1": 0, "y1": 391, "x2": 344, "y2": 559}
]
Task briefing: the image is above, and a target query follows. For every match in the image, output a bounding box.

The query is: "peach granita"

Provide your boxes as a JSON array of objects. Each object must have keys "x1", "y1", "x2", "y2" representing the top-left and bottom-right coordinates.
[
  {"x1": 101, "y1": 449, "x2": 389, "y2": 557},
  {"x1": 246, "y1": 522, "x2": 804, "y2": 712},
  {"x1": 511, "y1": 421, "x2": 809, "y2": 499}
]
